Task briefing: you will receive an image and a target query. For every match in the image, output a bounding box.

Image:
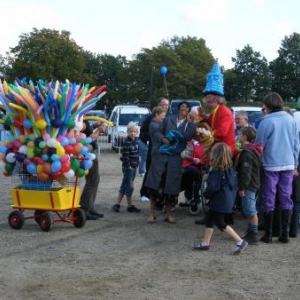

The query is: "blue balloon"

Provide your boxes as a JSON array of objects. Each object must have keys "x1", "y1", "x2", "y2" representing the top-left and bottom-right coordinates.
[
  {"x1": 27, "y1": 162, "x2": 37, "y2": 175},
  {"x1": 160, "y1": 66, "x2": 168, "y2": 76},
  {"x1": 51, "y1": 161, "x2": 61, "y2": 173}
]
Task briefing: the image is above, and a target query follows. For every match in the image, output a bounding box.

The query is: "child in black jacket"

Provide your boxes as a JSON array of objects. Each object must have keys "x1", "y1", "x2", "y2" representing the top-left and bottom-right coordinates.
[{"x1": 236, "y1": 126, "x2": 263, "y2": 244}]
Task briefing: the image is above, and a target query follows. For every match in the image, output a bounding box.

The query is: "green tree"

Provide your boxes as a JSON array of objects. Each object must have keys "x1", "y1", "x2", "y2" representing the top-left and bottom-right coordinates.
[
  {"x1": 128, "y1": 36, "x2": 214, "y2": 107},
  {"x1": 231, "y1": 44, "x2": 271, "y2": 102},
  {"x1": 4, "y1": 28, "x2": 87, "y2": 82},
  {"x1": 83, "y1": 51, "x2": 129, "y2": 111},
  {"x1": 270, "y1": 32, "x2": 300, "y2": 101}
]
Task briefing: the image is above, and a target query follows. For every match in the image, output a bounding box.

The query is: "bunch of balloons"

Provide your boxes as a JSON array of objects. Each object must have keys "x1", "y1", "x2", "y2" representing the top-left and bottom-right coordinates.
[{"x1": 0, "y1": 78, "x2": 111, "y2": 181}]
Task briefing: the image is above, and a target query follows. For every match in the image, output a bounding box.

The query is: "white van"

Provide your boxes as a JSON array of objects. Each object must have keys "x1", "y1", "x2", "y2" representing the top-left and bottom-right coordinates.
[{"x1": 108, "y1": 105, "x2": 150, "y2": 152}]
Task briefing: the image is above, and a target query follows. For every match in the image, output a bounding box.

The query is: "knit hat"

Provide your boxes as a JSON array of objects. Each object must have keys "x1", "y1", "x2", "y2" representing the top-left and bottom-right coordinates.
[{"x1": 203, "y1": 60, "x2": 224, "y2": 96}]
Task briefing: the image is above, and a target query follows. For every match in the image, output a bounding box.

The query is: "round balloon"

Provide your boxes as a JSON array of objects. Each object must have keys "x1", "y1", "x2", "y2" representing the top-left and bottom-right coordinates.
[{"x1": 160, "y1": 66, "x2": 168, "y2": 76}]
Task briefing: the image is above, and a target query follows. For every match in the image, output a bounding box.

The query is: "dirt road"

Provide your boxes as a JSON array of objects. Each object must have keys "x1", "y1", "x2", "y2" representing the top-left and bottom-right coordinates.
[{"x1": 1, "y1": 141, "x2": 300, "y2": 299}]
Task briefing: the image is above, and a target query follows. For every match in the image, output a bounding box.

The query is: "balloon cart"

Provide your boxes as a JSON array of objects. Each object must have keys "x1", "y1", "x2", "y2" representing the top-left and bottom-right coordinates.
[{"x1": 8, "y1": 164, "x2": 86, "y2": 232}]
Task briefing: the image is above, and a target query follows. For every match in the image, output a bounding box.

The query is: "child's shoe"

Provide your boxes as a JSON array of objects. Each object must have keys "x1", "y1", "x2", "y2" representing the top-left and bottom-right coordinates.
[
  {"x1": 127, "y1": 205, "x2": 141, "y2": 212},
  {"x1": 233, "y1": 240, "x2": 248, "y2": 255},
  {"x1": 193, "y1": 242, "x2": 210, "y2": 251},
  {"x1": 112, "y1": 204, "x2": 120, "y2": 213}
]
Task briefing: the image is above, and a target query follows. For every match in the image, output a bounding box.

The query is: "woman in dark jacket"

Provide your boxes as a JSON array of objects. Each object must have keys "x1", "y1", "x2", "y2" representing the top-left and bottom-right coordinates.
[{"x1": 193, "y1": 143, "x2": 248, "y2": 255}]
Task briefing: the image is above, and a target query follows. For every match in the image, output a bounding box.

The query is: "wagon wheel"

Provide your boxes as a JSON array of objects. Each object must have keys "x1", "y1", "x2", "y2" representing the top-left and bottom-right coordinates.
[
  {"x1": 73, "y1": 209, "x2": 86, "y2": 228},
  {"x1": 39, "y1": 212, "x2": 54, "y2": 232},
  {"x1": 8, "y1": 210, "x2": 25, "y2": 230},
  {"x1": 34, "y1": 210, "x2": 45, "y2": 224},
  {"x1": 200, "y1": 173, "x2": 210, "y2": 214}
]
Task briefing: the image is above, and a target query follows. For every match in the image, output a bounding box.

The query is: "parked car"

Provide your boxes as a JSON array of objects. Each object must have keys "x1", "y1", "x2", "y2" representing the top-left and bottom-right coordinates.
[
  {"x1": 168, "y1": 99, "x2": 201, "y2": 115},
  {"x1": 230, "y1": 106, "x2": 263, "y2": 128},
  {"x1": 107, "y1": 105, "x2": 150, "y2": 152},
  {"x1": 85, "y1": 110, "x2": 107, "y2": 127}
]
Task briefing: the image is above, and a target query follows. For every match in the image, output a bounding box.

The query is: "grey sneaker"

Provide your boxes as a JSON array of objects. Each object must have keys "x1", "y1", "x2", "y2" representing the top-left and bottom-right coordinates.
[{"x1": 233, "y1": 240, "x2": 248, "y2": 255}]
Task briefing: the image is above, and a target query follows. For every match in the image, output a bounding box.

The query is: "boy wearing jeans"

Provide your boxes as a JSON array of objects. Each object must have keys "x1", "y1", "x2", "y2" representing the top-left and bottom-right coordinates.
[
  {"x1": 236, "y1": 127, "x2": 263, "y2": 244},
  {"x1": 113, "y1": 122, "x2": 141, "y2": 213}
]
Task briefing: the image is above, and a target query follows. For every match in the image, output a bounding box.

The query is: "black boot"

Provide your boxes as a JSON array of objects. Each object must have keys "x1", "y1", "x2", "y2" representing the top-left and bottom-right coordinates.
[
  {"x1": 244, "y1": 230, "x2": 259, "y2": 245},
  {"x1": 260, "y1": 211, "x2": 274, "y2": 243},
  {"x1": 278, "y1": 210, "x2": 292, "y2": 243}
]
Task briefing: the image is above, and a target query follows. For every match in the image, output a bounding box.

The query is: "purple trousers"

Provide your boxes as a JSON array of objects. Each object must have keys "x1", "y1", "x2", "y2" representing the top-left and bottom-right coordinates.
[{"x1": 261, "y1": 169, "x2": 294, "y2": 213}]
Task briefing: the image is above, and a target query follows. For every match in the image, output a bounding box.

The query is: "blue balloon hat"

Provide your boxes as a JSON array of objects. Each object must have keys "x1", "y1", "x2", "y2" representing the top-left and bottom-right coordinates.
[{"x1": 203, "y1": 60, "x2": 224, "y2": 96}]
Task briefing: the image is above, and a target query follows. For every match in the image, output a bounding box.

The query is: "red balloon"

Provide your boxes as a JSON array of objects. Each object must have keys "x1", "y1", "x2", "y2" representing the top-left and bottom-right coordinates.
[
  {"x1": 37, "y1": 172, "x2": 49, "y2": 181},
  {"x1": 52, "y1": 171, "x2": 62, "y2": 180},
  {"x1": 61, "y1": 161, "x2": 71, "y2": 173},
  {"x1": 64, "y1": 145, "x2": 74, "y2": 154}
]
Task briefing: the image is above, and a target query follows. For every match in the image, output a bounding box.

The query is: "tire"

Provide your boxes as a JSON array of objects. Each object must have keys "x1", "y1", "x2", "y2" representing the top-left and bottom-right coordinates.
[
  {"x1": 39, "y1": 212, "x2": 54, "y2": 232},
  {"x1": 8, "y1": 211, "x2": 25, "y2": 230},
  {"x1": 73, "y1": 209, "x2": 86, "y2": 228},
  {"x1": 34, "y1": 210, "x2": 45, "y2": 224},
  {"x1": 189, "y1": 203, "x2": 201, "y2": 215},
  {"x1": 200, "y1": 173, "x2": 210, "y2": 214}
]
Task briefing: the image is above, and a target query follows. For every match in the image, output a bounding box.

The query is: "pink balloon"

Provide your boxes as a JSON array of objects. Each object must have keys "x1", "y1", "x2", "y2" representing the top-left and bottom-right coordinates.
[{"x1": 43, "y1": 133, "x2": 50, "y2": 141}]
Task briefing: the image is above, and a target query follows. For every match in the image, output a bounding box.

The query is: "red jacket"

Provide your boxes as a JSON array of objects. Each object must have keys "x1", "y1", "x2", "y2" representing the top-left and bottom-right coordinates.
[
  {"x1": 182, "y1": 140, "x2": 206, "y2": 169},
  {"x1": 206, "y1": 104, "x2": 237, "y2": 156}
]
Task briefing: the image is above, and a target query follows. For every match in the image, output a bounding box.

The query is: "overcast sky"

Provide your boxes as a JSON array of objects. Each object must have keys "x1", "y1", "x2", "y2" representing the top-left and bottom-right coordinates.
[{"x1": 1, "y1": 0, "x2": 299, "y2": 69}]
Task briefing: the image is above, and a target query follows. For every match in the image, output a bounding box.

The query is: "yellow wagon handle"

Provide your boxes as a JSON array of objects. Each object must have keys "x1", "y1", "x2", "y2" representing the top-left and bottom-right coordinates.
[{"x1": 83, "y1": 116, "x2": 114, "y2": 127}]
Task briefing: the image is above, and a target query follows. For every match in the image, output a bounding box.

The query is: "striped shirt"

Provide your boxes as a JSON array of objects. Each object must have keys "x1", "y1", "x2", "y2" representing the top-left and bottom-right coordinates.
[{"x1": 120, "y1": 137, "x2": 139, "y2": 169}]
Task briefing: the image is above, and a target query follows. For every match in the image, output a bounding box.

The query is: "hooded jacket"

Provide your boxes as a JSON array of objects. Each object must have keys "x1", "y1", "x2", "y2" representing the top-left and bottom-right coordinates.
[
  {"x1": 236, "y1": 143, "x2": 263, "y2": 192},
  {"x1": 204, "y1": 167, "x2": 237, "y2": 213}
]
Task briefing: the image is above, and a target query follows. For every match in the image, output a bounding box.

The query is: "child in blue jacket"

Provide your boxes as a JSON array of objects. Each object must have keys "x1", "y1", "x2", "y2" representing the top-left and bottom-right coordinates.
[{"x1": 193, "y1": 143, "x2": 248, "y2": 255}]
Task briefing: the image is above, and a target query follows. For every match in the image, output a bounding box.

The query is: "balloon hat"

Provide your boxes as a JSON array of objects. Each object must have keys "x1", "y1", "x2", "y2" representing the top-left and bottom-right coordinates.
[{"x1": 203, "y1": 59, "x2": 224, "y2": 96}]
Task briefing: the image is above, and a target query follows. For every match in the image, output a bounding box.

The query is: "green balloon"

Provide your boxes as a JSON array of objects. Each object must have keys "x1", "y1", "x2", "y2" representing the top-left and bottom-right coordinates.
[
  {"x1": 70, "y1": 158, "x2": 80, "y2": 171},
  {"x1": 5, "y1": 163, "x2": 14, "y2": 173},
  {"x1": 76, "y1": 168, "x2": 85, "y2": 177},
  {"x1": 66, "y1": 119, "x2": 76, "y2": 129}
]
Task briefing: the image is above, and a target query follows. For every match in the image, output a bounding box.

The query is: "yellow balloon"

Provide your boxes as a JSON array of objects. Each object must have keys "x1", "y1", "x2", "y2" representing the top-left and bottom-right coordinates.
[
  {"x1": 35, "y1": 119, "x2": 47, "y2": 129},
  {"x1": 37, "y1": 165, "x2": 43, "y2": 174},
  {"x1": 83, "y1": 116, "x2": 114, "y2": 127},
  {"x1": 56, "y1": 146, "x2": 65, "y2": 157}
]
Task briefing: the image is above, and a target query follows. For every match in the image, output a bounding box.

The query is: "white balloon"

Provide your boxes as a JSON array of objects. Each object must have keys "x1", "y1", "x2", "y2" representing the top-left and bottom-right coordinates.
[
  {"x1": 19, "y1": 145, "x2": 28, "y2": 154},
  {"x1": 63, "y1": 169, "x2": 75, "y2": 179},
  {"x1": 6, "y1": 152, "x2": 16, "y2": 163}
]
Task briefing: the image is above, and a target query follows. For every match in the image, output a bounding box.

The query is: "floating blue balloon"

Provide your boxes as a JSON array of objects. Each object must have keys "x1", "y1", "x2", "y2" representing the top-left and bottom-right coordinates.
[{"x1": 160, "y1": 66, "x2": 168, "y2": 76}]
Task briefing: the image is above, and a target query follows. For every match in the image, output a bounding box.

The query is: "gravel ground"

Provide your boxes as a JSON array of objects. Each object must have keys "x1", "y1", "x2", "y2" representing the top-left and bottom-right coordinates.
[{"x1": 1, "y1": 140, "x2": 300, "y2": 300}]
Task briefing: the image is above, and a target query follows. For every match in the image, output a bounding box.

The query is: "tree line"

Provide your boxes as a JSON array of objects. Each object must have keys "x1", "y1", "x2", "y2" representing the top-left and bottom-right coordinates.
[{"x1": 1, "y1": 28, "x2": 300, "y2": 112}]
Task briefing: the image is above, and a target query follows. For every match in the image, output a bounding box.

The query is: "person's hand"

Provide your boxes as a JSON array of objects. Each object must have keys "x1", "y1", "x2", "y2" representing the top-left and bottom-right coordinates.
[
  {"x1": 161, "y1": 138, "x2": 170, "y2": 145},
  {"x1": 238, "y1": 190, "x2": 245, "y2": 198},
  {"x1": 294, "y1": 168, "x2": 299, "y2": 177},
  {"x1": 198, "y1": 107, "x2": 206, "y2": 119},
  {"x1": 193, "y1": 158, "x2": 200, "y2": 165}
]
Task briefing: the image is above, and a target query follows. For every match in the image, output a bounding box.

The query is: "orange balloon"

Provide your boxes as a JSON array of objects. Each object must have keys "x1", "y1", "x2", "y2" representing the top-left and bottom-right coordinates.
[
  {"x1": 72, "y1": 143, "x2": 83, "y2": 155},
  {"x1": 43, "y1": 162, "x2": 52, "y2": 175}
]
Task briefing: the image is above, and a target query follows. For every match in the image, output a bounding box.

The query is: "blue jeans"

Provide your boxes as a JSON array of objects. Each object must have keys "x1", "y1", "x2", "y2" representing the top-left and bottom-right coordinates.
[
  {"x1": 119, "y1": 167, "x2": 137, "y2": 197},
  {"x1": 138, "y1": 139, "x2": 148, "y2": 175},
  {"x1": 242, "y1": 189, "x2": 257, "y2": 218}
]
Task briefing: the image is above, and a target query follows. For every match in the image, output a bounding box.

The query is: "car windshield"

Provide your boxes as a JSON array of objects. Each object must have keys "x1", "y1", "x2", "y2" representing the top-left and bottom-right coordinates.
[{"x1": 119, "y1": 114, "x2": 147, "y2": 126}]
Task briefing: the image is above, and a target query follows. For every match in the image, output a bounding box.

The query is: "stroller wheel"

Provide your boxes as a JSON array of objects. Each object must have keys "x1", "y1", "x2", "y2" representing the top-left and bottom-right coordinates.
[{"x1": 189, "y1": 203, "x2": 201, "y2": 215}]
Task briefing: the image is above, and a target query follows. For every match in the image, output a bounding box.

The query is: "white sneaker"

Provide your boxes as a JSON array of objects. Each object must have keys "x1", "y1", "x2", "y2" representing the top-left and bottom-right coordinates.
[{"x1": 140, "y1": 196, "x2": 149, "y2": 202}]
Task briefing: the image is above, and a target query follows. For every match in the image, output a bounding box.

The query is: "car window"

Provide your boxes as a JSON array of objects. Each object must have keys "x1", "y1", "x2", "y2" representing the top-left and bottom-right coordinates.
[{"x1": 119, "y1": 114, "x2": 147, "y2": 126}]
